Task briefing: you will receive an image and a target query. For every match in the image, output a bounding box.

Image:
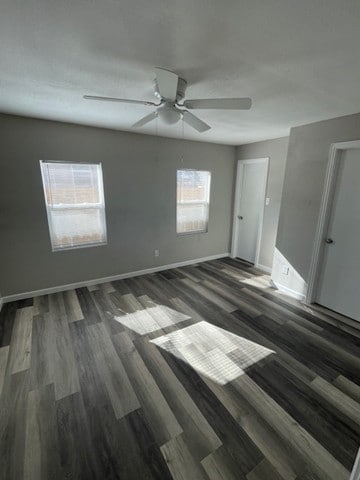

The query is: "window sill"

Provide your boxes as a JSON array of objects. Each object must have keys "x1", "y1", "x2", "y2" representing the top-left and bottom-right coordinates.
[{"x1": 52, "y1": 241, "x2": 108, "y2": 252}]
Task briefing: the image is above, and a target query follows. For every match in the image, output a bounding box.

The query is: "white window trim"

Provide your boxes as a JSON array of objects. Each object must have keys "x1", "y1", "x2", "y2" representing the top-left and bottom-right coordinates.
[{"x1": 40, "y1": 160, "x2": 108, "y2": 252}]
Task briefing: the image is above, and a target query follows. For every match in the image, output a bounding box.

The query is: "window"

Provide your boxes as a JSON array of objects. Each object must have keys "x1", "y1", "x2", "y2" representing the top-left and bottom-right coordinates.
[
  {"x1": 177, "y1": 169, "x2": 211, "y2": 234},
  {"x1": 40, "y1": 161, "x2": 107, "y2": 251}
]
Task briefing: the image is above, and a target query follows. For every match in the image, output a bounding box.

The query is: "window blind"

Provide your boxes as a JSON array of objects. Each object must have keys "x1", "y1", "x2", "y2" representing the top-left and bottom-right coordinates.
[
  {"x1": 177, "y1": 169, "x2": 211, "y2": 234},
  {"x1": 40, "y1": 161, "x2": 107, "y2": 251}
]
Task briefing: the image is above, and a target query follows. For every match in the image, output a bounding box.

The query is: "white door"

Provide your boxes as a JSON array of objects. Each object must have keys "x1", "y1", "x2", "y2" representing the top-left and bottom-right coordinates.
[
  {"x1": 233, "y1": 159, "x2": 268, "y2": 263},
  {"x1": 317, "y1": 148, "x2": 360, "y2": 321}
]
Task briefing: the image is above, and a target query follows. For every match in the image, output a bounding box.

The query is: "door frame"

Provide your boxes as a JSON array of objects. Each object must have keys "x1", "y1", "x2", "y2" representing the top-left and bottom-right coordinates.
[
  {"x1": 231, "y1": 157, "x2": 269, "y2": 267},
  {"x1": 306, "y1": 139, "x2": 360, "y2": 304},
  {"x1": 350, "y1": 448, "x2": 360, "y2": 480}
]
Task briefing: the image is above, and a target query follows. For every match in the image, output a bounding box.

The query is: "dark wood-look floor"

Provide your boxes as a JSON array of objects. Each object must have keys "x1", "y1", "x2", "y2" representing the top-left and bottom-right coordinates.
[{"x1": 0, "y1": 258, "x2": 359, "y2": 480}]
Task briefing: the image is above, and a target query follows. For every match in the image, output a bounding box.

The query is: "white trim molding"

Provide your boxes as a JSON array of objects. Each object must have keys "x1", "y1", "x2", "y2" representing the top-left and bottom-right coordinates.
[
  {"x1": 350, "y1": 448, "x2": 360, "y2": 480},
  {"x1": 231, "y1": 157, "x2": 269, "y2": 266},
  {"x1": 306, "y1": 139, "x2": 360, "y2": 304},
  {"x1": 2, "y1": 253, "x2": 230, "y2": 303},
  {"x1": 0, "y1": 297, "x2": 3, "y2": 313},
  {"x1": 272, "y1": 281, "x2": 306, "y2": 301}
]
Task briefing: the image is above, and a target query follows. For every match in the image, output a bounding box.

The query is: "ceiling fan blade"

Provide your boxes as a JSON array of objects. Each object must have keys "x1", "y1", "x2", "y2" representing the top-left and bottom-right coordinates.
[
  {"x1": 132, "y1": 111, "x2": 158, "y2": 128},
  {"x1": 182, "y1": 111, "x2": 211, "y2": 133},
  {"x1": 83, "y1": 95, "x2": 156, "y2": 106},
  {"x1": 155, "y1": 68, "x2": 179, "y2": 101},
  {"x1": 184, "y1": 98, "x2": 252, "y2": 110}
]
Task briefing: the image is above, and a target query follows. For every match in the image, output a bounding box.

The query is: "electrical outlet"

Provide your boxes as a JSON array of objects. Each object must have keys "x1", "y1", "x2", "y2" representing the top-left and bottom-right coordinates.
[
  {"x1": 281, "y1": 265, "x2": 289, "y2": 275},
  {"x1": 265, "y1": 197, "x2": 270, "y2": 206},
  {"x1": 154, "y1": 249, "x2": 160, "y2": 257}
]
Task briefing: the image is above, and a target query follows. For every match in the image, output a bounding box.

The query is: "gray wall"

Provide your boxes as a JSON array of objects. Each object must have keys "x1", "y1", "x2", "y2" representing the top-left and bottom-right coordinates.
[
  {"x1": 236, "y1": 137, "x2": 289, "y2": 269},
  {"x1": 0, "y1": 113, "x2": 235, "y2": 296},
  {"x1": 275, "y1": 112, "x2": 360, "y2": 291}
]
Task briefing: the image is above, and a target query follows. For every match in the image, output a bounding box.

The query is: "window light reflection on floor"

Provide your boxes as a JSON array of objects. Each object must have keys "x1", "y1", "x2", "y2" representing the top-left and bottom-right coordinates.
[
  {"x1": 151, "y1": 321, "x2": 275, "y2": 385},
  {"x1": 113, "y1": 304, "x2": 191, "y2": 335},
  {"x1": 241, "y1": 274, "x2": 272, "y2": 289}
]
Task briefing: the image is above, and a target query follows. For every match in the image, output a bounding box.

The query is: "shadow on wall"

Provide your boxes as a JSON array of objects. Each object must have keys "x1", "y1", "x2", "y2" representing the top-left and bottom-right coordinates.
[{"x1": 271, "y1": 248, "x2": 307, "y2": 300}]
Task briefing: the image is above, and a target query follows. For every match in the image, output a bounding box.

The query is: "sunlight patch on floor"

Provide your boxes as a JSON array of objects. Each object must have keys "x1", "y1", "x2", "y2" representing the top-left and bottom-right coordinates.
[
  {"x1": 151, "y1": 321, "x2": 275, "y2": 385},
  {"x1": 242, "y1": 274, "x2": 271, "y2": 289},
  {"x1": 113, "y1": 305, "x2": 190, "y2": 335}
]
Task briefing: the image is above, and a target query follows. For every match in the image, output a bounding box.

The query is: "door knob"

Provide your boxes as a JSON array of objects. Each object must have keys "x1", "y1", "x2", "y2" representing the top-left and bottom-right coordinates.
[
  {"x1": 325, "y1": 238, "x2": 334, "y2": 244},
  {"x1": 237, "y1": 215, "x2": 243, "y2": 220}
]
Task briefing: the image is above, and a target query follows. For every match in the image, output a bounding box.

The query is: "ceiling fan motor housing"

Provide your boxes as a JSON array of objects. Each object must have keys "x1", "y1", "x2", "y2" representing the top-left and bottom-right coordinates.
[{"x1": 153, "y1": 77, "x2": 187, "y2": 102}]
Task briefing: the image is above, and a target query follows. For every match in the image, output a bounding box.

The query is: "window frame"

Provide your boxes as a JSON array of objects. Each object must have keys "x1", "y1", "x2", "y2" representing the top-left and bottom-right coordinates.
[
  {"x1": 176, "y1": 168, "x2": 211, "y2": 236},
  {"x1": 40, "y1": 160, "x2": 108, "y2": 252}
]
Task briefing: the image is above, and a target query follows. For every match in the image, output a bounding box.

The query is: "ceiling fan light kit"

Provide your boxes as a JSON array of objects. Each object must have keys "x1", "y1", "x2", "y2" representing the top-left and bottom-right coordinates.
[
  {"x1": 157, "y1": 104, "x2": 182, "y2": 125},
  {"x1": 84, "y1": 68, "x2": 252, "y2": 133}
]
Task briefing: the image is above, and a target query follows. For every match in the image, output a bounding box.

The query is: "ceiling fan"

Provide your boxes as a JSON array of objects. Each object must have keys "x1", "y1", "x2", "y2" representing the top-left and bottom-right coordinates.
[{"x1": 83, "y1": 68, "x2": 252, "y2": 133}]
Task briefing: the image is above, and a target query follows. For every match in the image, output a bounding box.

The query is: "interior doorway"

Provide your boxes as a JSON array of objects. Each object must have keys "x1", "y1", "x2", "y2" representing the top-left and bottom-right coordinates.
[
  {"x1": 231, "y1": 158, "x2": 269, "y2": 265},
  {"x1": 307, "y1": 140, "x2": 360, "y2": 322},
  {"x1": 316, "y1": 148, "x2": 360, "y2": 320}
]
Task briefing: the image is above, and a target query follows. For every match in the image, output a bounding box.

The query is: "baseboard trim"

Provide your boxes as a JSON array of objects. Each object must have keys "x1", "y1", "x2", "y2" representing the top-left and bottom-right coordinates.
[
  {"x1": 255, "y1": 263, "x2": 272, "y2": 274},
  {"x1": 2, "y1": 253, "x2": 230, "y2": 303},
  {"x1": 272, "y1": 281, "x2": 306, "y2": 301},
  {"x1": 350, "y1": 448, "x2": 360, "y2": 480}
]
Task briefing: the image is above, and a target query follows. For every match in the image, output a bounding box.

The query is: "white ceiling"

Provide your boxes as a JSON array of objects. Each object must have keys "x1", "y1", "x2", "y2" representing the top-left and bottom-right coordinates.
[{"x1": 1, "y1": 0, "x2": 360, "y2": 145}]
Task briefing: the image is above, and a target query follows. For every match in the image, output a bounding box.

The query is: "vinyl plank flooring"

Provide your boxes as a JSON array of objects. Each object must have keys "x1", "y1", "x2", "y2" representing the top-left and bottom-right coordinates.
[
  {"x1": 7, "y1": 306, "x2": 33, "y2": 374},
  {"x1": 310, "y1": 376, "x2": 360, "y2": 427},
  {"x1": 135, "y1": 274, "x2": 183, "y2": 308},
  {"x1": 33, "y1": 295, "x2": 49, "y2": 316},
  {"x1": 201, "y1": 447, "x2": 246, "y2": 480},
  {"x1": 29, "y1": 313, "x2": 54, "y2": 390},
  {"x1": 295, "y1": 472, "x2": 322, "y2": 480},
  {"x1": 135, "y1": 335, "x2": 222, "y2": 460},
  {"x1": 75, "y1": 287, "x2": 102, "y2": 325},
  {"x1": 0, "y1": 301, "x2": 17, "y2": 347},
  {"x1": 181, "y1": 277, "x2": 238, "y2": 313},
  {"x1": 51, "y1": 311, "x2": 80, "y2": 400},
  {"x1": 63, "y1": 289, "x2": 84, "y2": 323},
  {"x1": 113, "y1": 331, "x2": 183, "y2": 445},
  {"x1": 160, "y1": 348, "x2": 264, "y2": 476},
  {"x1": 333, "y1": 374, "x2": 360, "y2": 403},
  {"x1": 15, "y1": 297, "x2": 34, "y2": 309},
  {"x1": 246, "y1": 458, "x2": 286, "y2": 480},
  {"x1": 114, "y1": 408, "x2": 174, "y2": 480},
  {"x1": 232, "y1": 312, "x2": 340, "y2": 381},
  {"x1": 90, "y1": 289, "x2": 125, "y2": 335},
  {"x1": 202, "y1": 278, "x2": 262, "y2": 318},
  {"x1": 175, "y1": 266, "x2": 202, "y2": 283},
  {"x1": 286, "y1": 319, "x2": 360, "y2": 373},
  {"x1": 161, "y1": 434, "x2": 210, "y2": 480},
  {"x1": 87, "y1": 322, "x2": 140, "y2": 419},
  {"x1": 100, "y1": 282, "x2": 116, "y2": 294},
  {"x1": 0, "y1": 346, "x2": 9, "y2": 396},
  {"x1": 232, "y1": 372, "x2": 350, "y2": 480},
  {"x1": 68, "y1": 320, "x2": 127, "y2": 479},
  {"x1": 202, "y1": 375, "x2": 300, "y2": 480},
  {"x1": 55, "y1": 392, "x2": 102, "y2": 480},
  {"x1": 248, "y1": 360, "x2": 360, "y2": 470},
  {"x1": 0, "y1": 370, "x2": 29, "y2": 480},
  {"x1": 68, "y1": 319, "x2": 109, "y2": 411},
  {"x1": 198, "y1": 261, "x2": 250, "y2": 287},
  {"x1": 1, "y1": 258, "x2": 359, "y2": 480},
  {"x1": 48, "y1": 292, "x2": 66, "y2": 317},
  {"x1": 24, "y1": 384, "x2": 62, "y2": 480}
]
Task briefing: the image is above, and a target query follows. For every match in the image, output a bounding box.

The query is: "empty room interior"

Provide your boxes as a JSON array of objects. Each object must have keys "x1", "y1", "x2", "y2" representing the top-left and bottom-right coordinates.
[{"x1": 1, "y1": 1, "x2": 360, "y2": 479}]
